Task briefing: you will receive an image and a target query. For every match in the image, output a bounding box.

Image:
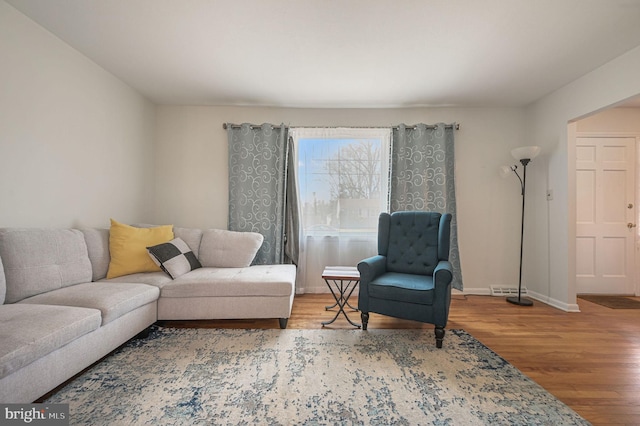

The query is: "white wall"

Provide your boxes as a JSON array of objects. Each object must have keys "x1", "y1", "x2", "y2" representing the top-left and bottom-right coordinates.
[
  {"x1": 0, "y1": 1, "x2": 156, "y2": 228},
  {"x1": 155, "y1": 105, "x2": 527, "y2": 294},
  {"x1": 576, "y1": 107, "x2": 640, "y2": 133},
  {"x1": 526, "y1": 46, "x2": 640, "y2": 311}
]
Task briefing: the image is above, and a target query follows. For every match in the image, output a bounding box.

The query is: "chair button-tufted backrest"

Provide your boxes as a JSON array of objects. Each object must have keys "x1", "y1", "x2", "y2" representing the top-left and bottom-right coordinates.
[{"x1": 385, "y1": 211, "x2": 441, "y2": 276}]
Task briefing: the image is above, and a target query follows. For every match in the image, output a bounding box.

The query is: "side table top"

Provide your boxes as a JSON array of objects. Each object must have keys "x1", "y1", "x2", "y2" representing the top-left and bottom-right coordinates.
[{"x1": 322, "y1": 266, "x2": 360, "y2": 280}]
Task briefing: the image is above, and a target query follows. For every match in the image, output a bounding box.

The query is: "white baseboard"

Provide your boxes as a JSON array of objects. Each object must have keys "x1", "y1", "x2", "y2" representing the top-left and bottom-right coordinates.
[
  {"x1": 526, "y1": 290, "x2": 581, "y2": 312},
  {"x1": 297, "y1": 285, "x2": 346, "y2": 294},
  {"x1": 298, "y1": 286, "x2": 582, "y2": 313},
  {"x1": 457, "y1": 287, "x2": 491, "y2": 296},
  {"x1": 456, "y1": 288, "x2": 581, "y2": 312}
]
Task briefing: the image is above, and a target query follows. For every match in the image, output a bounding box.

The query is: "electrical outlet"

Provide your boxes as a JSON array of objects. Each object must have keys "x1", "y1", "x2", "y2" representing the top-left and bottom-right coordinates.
[{"x1": 546, "y1": 189, "x2": 554, "y2": 201}]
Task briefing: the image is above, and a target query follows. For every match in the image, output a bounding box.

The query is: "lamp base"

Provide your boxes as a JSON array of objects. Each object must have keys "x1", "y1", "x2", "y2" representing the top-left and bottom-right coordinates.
[{"x1": 506, "y1": 296, "x2": 533, "y2": 306}]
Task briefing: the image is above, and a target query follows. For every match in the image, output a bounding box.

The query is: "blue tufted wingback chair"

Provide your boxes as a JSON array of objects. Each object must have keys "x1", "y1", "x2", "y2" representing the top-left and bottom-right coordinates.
[{"x1": 357, "y1": 211, "x2": 453, "y2": 348}]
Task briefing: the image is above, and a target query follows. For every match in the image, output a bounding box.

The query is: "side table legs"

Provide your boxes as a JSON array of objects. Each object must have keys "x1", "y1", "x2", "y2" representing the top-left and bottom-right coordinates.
[{"x1": 322, "y1": 278, "x2": 361, "y2": 328}]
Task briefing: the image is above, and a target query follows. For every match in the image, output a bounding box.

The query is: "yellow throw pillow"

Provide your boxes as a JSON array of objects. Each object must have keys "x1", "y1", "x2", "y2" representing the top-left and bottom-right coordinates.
[{"x1": 106, "y1": 219, "x2": 174, "y2": 279}]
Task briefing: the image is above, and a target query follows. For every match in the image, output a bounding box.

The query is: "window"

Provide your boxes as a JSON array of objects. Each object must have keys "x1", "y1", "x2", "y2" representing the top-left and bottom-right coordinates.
[
  {"x1": 293, "y1": 128, "x2": 390, "y2": 236},
  {"x1": 290, "y1": 127, "x2": 391, "y2": 292}
]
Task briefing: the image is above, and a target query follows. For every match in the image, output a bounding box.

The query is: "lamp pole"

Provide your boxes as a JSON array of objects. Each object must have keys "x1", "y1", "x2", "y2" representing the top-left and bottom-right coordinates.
[{"x1": 507, "y1": 158, "x2": 533, "y2": 306}]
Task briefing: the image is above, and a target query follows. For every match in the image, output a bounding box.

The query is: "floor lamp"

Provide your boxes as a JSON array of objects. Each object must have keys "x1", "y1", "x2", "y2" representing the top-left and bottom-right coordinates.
[{"x1": 500, "y1": 146, "x2": 541, "y2": 306}]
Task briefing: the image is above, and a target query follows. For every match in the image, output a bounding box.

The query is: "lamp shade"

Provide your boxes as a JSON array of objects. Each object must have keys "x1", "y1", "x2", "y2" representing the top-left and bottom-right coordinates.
[
  {"x1": 511, "y1": 146, "x2": 540, "y2": 161},
  {"x1": 499, "y1": 165, "x2": 512, "y2": 178}
]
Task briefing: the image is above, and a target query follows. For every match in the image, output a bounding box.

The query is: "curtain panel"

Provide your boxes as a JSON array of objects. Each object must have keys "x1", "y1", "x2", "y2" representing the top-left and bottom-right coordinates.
[
  {"x1": 390, "y1": 123, "x2": 463, "y2": 290},
  {"x1": 227, "y1": 123, "x2": 299, "y2": 265}
]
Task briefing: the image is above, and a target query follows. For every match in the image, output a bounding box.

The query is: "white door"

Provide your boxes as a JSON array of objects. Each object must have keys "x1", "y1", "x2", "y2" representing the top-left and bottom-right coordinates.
[{"x1": 576, "y1": 137, "x2": 636, "y2": 295}]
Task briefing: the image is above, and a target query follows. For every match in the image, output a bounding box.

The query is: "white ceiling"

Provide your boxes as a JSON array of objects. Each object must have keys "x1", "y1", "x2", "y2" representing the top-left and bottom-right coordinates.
[{"x1": 7, "y1": 0, "x2": 640, "y2": 108}]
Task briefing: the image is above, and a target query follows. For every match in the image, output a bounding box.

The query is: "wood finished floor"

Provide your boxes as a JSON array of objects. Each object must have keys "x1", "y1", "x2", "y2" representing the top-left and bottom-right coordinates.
[{"x1": 160, "y1": 293, "x2": 640, "y2": 425}]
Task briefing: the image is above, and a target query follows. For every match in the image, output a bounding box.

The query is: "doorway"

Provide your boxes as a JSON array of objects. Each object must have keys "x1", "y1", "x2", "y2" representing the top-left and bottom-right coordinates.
[
  {"x1": 573, "y1": 107, "x2": 640, "y2": 296},
  {"x1": 575, "y1": 135, "x2": 636, "y2": 295}
]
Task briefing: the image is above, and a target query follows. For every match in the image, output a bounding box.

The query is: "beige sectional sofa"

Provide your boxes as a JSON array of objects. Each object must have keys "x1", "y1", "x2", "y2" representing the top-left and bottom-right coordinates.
[{"x1": 0, "y1": 225, "x2": 296, "y2": 403}]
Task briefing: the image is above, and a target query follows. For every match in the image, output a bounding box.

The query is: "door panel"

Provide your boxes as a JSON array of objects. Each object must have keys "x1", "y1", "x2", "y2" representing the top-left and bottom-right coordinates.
[
  {"x1": 575, "y1": 237, "x2": 595, "y2": 276},
  {"x1": 576, "y1": 137, "x2": 636, "y2": 295}
]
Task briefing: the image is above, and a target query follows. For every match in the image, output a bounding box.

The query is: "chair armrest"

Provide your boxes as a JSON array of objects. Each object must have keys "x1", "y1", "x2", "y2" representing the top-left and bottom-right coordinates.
[
  {"x1": 357, "y1": 255, "x2": 387, "y2": 284},
  {"x1": 434, "y1": 260, "x2": 453, "y2": 288},
  {"x1": 432, "y1": 260, "x2": 454, "y2": 328},
  {"x1": 357, "y1": 255, "x2": 387, "y2": 312}
]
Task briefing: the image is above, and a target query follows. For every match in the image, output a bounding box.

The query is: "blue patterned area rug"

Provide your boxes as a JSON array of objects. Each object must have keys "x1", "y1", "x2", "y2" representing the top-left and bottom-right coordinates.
[{"x1": 45, "y1": 327, "x2": 589, "y2": 425}]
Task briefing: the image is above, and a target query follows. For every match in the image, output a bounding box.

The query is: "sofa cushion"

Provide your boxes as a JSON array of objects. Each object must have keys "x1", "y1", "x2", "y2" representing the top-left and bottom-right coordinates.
[
  {"x1": 0, "y1": 304, "x2": 101, "y2": 379},
  {"x1": 147, "y1": 238, "x2": 202, "y2": 279},
  {"x1": 101, "y1": 271, "x2": 174, "y2": 288},
  {"x1": 81, "y1": 228, "x2": 110, "y2": 281},
  {"x1": 0, "y1": 228, "x2": 93, "y2": 304},
  {"x1": 133, "y1": 225, "x2": 204, "y2": 259},
  {"x1": 106, "y1": 219, "x2": 174, "y2": 279},
  {"x1": 0, "y1": 255, "x2": 5, "y2": 305},
  {"x1": 173, "y1": 227, "x2": 203, "y2": 258},
  {"x1": 82, "y1": 227, "x2": 203, "y2": 281},
  {"x1": 198, "y1": 229, "x2": 263, "y2": 268},
  {"x1": 19, "y1": 282, "x2": 160, "y2": 326},
  {"x1": 161, "y1": 265, "x2": 296, "y2": 298}
]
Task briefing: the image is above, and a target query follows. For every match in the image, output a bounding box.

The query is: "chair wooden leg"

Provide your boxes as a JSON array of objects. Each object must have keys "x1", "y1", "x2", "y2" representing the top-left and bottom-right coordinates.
[
  {"x1": 435, "y1": 326, "x2": 445, "y2": 348},
  {"x1": 361, "y1": 312, "x2": 369, "y2": 330}
]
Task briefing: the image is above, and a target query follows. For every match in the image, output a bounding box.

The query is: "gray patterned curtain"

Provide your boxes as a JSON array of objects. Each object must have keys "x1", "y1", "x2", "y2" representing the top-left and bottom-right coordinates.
[
  {"x1": 227, "y1": 123, "x2": 299, "y2": 265},
  {"x1": 390, "y1": 123, "x2": 463, "y2": 290}
]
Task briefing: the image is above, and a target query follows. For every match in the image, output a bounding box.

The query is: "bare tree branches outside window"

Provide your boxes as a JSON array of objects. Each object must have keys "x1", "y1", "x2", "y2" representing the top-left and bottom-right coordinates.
[
  {"x1": 324, "y1": 140, "x2": 381, "y2": 200},
  {"x1": 298, "y1": 137, "x2": 387, "y2": 233}
]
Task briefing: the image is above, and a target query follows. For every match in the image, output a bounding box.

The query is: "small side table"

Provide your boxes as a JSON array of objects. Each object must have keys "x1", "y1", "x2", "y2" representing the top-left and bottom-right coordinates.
[{"x1": 321, "y1": 266, "x2": 361, "y2": 328}]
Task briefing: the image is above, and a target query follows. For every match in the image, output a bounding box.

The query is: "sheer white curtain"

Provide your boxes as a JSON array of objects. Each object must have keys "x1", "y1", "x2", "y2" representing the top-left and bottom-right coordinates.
[{"x1": 289, "y1": 127, "x2": 391, "y2": 293}]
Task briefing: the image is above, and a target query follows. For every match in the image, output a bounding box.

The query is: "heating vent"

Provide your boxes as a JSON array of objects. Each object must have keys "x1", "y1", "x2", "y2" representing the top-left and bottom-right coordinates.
[{"x1": 490, "y1": 286, "x2": 528, "y2": 296}]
